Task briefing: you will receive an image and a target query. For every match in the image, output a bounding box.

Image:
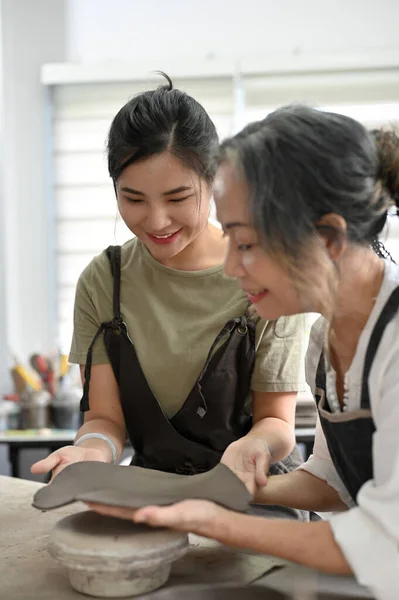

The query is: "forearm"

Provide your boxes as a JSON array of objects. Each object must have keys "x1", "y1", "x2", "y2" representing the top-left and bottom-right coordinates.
[
  {"x1": 75, "y1": 418, "x2": 126, "y2": 462},
  {"x1": 254, "y1": 470, "x2": 348, "y2": 512},
  {"x1": 247, "y1": 417, "x2": 295, "y2": 462},
  {"x1": 213, "y1": 512, "x2": 351, "y2": 575}
]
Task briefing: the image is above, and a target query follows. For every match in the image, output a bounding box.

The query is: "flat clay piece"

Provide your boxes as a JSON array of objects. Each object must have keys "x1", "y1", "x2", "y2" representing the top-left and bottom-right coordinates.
[{"x1": 33, "y1": 462, "x2": 251, "y2": 512}]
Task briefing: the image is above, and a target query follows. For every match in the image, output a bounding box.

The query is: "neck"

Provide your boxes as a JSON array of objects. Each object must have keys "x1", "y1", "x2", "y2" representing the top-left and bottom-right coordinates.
[
  {"x1": 157, "y1": 223, "x2": 227, "y2": 271},
  {"x1": 326, "y1": 247, "x2": 385, "y2": 345}
]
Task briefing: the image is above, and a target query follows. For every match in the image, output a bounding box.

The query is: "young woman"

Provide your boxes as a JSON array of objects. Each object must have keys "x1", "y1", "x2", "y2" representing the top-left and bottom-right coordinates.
[
  {"x1": 31, "y1": 78, "x2": 308, "y2": 519},
  {"x1": 88, "y1": 107, "x2": 399, "y2": 599}
]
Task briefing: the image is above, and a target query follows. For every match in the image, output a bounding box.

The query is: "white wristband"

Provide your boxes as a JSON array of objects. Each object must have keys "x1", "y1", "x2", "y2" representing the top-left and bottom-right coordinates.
[{"x1": 74, "y1": 433, "x2": 118, "y2": 464}]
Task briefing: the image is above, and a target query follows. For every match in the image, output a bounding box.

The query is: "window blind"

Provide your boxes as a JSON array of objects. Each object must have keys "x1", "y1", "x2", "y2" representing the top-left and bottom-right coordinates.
[
  {"x1": 52, "y1": 78, "x2": 235, "y2": 351},
  {"x1": 51, "y1": 71, "x2": 399, "y2": 352}
]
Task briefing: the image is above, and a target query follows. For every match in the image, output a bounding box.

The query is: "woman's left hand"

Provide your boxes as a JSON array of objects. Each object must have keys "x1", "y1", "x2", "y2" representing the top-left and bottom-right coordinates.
[
  {"x1": 221, "y1": 437, "x2": 270, "y2": 495},
  {"x1": 86, "y1": 499, "x2": 228, "y2": 539}
]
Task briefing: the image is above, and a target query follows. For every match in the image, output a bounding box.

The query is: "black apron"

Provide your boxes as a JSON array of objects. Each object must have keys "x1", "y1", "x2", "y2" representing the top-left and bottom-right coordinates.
[
  {"x1": 315, "y1": 286, "x2": 399, "y2": 503},
  {"x1": 80, "y1": 245, "x2": 304, "y2": 480}
]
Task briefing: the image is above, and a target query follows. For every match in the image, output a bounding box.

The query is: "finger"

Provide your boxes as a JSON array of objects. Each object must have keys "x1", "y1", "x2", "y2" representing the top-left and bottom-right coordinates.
[
  {"x1": 49, "y1": 462, "x2": 69, "y2": 481},
  {"x1": 254, "y1": 453, "x2": 268, "y2": 487},
  {"x1": 30, "y1": 452, "x2": 62, "y2": 474},
  {"x1": 133, "y1": 505, "x2": 183, "y2": 529},
  {"x1": 87, "y1": 503, "x2": 137, "y2": 521}
]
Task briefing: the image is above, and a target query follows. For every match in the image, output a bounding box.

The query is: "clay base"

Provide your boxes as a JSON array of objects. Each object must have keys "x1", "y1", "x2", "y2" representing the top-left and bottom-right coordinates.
[
  {"x1": 68, "y1": 564, "x2": 171, "y2": 598},
  {"x1": 48, "y1": 511, "x2": 188, "y2": 598}
]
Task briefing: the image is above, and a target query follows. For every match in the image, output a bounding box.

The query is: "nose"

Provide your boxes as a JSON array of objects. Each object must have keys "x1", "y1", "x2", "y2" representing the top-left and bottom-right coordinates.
[
  {"x1": 223, "y1": 242, "x2": 246, "y2": 279},
  {"x1": 145, "y1": 204, "x2": 172, "y2": 232}
]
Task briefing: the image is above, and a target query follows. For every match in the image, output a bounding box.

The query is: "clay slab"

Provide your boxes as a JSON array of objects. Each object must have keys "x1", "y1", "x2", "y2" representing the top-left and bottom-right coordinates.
[{"x1": 33, "y1": 462, "x2": 251, "y2": 512}]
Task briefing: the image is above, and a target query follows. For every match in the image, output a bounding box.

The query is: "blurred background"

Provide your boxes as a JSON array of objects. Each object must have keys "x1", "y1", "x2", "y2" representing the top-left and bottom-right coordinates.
[{"x1": 0, "y1": 0, "x2": 398, "y2": 478}]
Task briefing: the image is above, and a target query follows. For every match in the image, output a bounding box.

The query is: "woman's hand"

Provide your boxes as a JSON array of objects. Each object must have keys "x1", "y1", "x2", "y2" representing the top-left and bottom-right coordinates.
[
  {"x1": 30, "y1": 445, "x2": 108, "y2": 481},
  {"x1": 87, "y1": 499, "x2": 352, "y2": 576},
  {"x1": 87, "y1": 499, "x2": 228, "y2": 539},
  {"x1": 221, "y1": 437, "x2": 270, "y2": 495}
]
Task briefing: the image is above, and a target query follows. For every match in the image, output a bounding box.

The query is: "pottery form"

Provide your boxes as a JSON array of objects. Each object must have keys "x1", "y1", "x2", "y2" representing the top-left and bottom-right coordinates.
[{"x1": 48, "y1": 511, "x2": 189, "y2": 598}]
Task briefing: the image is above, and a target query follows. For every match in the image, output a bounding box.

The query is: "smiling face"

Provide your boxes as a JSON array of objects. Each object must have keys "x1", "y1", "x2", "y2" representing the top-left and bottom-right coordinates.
[
  {"x1": 116, "y1": 151, "x2": 212, "y2": 263},
  {"x1": 214, "y1": 162, "x2": 306, "y2": 320}
]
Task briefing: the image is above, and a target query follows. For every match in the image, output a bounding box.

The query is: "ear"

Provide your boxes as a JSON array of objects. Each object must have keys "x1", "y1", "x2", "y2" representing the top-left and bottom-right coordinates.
[{"x1": 316, "y1": 213, "x2": 348, "y2": 261}]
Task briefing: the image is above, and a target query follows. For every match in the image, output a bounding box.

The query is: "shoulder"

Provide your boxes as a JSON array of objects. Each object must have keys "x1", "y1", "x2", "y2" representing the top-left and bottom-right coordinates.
[
  {"x1": 254, "y1": 311, "x2": 309, "y2": 343},
  {"x1": 274, "y1": 313, "x2": 308, "y2": 337},
  {"x1": 77, "y1": 249, "x2": 112, "y2": 291},
  {"x1": 384, "y1": 258, "x2": 399, "y2": 287},
  {"x1": 78, "y1": 238, "x2": 138, "y2": 292},
  {"x1": 120, "y1": 237, "x2": 141, "y2": 269}
]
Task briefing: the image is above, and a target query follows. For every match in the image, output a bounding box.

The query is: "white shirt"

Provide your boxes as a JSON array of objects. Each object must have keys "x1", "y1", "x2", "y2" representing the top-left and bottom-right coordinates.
[{"x1": 299, "y1": 259, "x2": 399, "y2": 600}]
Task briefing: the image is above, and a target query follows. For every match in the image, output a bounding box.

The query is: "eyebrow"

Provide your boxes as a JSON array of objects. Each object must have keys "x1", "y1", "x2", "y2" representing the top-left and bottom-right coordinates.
[
  {"x1": 163, "y1": 186, "x2": 193, "y2": 196},
  {"x1": 120, "y1": 185, "x2": 193, "y2": 196}
]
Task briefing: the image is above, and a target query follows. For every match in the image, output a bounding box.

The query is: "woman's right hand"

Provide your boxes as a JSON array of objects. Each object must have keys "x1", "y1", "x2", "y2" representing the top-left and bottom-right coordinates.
[{"x1": 30, "y1": 445, "x2": 108, "y2": 481}]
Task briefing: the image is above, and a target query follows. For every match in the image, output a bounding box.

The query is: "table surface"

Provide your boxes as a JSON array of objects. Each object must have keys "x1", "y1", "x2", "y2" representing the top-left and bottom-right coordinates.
[
  {"x1": 0, "y1": 475, "x2": 372, "y2": 599},
  {"x1": 0, "y1": 427, "x2": 317, "y2": 444},
  {"x1": 0, "y1": 428, "x2": 76, "y2": 442}
]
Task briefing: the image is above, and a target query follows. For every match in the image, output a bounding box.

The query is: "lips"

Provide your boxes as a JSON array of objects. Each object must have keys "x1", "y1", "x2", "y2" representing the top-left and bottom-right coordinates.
[
  {"x1": 147, "y1": 229, "x2": 182, "y2": 245},
  {"x1": 245, "y1": 289, "x2": 268, "y2": 304}
]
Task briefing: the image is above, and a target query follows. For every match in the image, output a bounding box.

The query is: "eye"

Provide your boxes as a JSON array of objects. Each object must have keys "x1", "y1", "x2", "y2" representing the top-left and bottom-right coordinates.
[
  {"x1": 124, "y1": 196, "x2": 143, "y2": 204},
  {"x1": 169, "y1": 195, "x2": 191, "y2": 203},
  {"x1": 237, "y1": 244, "x2": 253, "y2": 251}
]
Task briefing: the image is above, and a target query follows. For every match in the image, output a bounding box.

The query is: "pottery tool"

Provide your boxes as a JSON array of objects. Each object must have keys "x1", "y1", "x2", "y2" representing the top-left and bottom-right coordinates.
[
  {"x1": 11, "y1": 359, "x2": 42, "y2": 393},
  {"x1": 30, "y1": 354, "x2": 56, "y2": 395}
]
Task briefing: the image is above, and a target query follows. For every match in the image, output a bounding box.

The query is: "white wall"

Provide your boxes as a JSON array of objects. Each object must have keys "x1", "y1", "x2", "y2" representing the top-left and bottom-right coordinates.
[
  {"x1": 66, "y1": 0, "x2": 399, "y2": 65},
  {"x1": 0, "y1": 0, "x2": 67, "y2": 393},
  {"x1": 1, "y1": 0, "x2": 399, "y2": 393},
  {"x1": 0, "y1": 6, "x2": 8, "y2": 393}
]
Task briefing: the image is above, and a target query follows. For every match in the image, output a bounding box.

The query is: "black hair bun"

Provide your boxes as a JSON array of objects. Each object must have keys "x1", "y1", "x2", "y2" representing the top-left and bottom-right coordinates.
[
  {"x1": 154, "y1": 71, "x2": 173, "y2": 92},
  {"x1": 372, "y1": 129, "x2": 399, "y2": 207}
]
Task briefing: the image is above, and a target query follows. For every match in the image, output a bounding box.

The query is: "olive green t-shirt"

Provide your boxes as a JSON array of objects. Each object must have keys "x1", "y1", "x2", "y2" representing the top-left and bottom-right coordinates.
[{"x1": 69, "y1": 238, "x2": 306, "y2": 418}]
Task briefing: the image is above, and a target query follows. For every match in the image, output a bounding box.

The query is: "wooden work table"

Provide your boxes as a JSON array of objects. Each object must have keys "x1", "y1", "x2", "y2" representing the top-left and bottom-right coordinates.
[{"x1": 0, "y1": 475, "x2": 372, "y2": 599}]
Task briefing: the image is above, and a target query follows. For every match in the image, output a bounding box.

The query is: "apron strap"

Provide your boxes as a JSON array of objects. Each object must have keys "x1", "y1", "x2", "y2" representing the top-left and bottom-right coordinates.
[
  {"x1": 105, "y1": 245, "x2": 122, "y2": 323},
  {"x1": 315, "y1": 351, "x2": 326, "y2": 388},
  {"x1": 244, "y1": 301, "x2": 252, "y2": 317},
  {"x1": 360, "y1": 285, "x2": 399, "y2": 409},
  {"x1": 80, "y1": 246, "x2": 123, "y2": 412},
  {"x1": 196, "y1": 315, "x2": 248, "y2": 418},
  {"x1": 80, "y1": 323, "x2": 106, "y2": 412}
]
